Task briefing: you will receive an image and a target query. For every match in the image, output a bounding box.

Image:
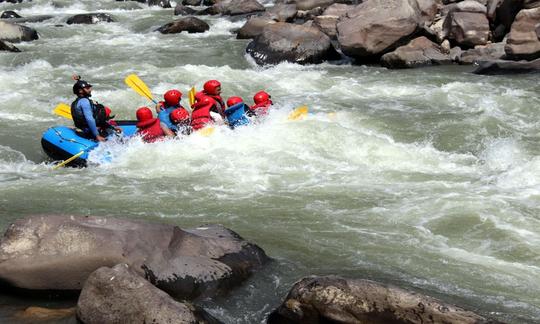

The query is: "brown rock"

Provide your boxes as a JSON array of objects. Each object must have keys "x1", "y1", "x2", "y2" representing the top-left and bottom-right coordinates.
[
  {"x1": 157, "y1": 17, "x2": 210, "y2": 33},
  {"x1": 505, "y1": 7, "x2": 540, "y2": 60},
  {"x1": 444, "y1": 11, "x2": 489, "y2": 47},
  {"x1": 381, "y1": 36, "x2": 453, "y2": 68},
  {"x1": 236, "y1": 16, "x2": 276, "y2": 39}
]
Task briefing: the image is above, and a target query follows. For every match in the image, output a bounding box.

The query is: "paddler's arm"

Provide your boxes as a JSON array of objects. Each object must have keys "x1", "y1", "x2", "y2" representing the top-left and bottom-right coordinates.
[{"x1": 80, "y1": 99, "x2": 105, "y2": 142}]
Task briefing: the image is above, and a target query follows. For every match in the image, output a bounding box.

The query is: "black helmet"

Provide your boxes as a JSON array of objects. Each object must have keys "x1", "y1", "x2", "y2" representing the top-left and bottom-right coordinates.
[{"x1": 72, "y1": 79, "x2": 92, "y2": 94}]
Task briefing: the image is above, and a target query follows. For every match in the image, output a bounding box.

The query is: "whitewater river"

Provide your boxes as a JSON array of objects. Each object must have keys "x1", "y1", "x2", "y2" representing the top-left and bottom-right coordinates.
[{"x1": 1, "y1": 0, "x2": 539, "y2": 323}]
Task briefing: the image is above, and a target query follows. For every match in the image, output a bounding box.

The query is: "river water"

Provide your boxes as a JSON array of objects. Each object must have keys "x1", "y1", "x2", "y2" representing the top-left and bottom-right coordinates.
[{"x1": 1, "y1": 0, "x2": 539, "y2": 323}]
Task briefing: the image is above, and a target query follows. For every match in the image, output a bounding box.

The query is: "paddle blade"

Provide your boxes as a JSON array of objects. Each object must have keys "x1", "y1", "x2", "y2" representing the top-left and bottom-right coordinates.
[
  {"x1": 188, "y1": 87, "x2": 196, "y2": 107},
  {"x1": 125, "y1": 74, "x2": 155, "y2": 103},
  {"x1": 287, "y1": 105, "x2": 308, "y2": 120},
  {"x1": 53, "y1": 103, "x2": 72, "y2": 120},
  {"x1": 52, "y1": 150, "x2": 84, "y2": 170},
  {"x1": 198, "y1": 126, "x2": 215, "y2": 137}
]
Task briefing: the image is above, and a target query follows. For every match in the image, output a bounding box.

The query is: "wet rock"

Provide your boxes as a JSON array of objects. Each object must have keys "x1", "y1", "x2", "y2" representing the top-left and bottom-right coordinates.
[
  {"x1": 268, "y1": 275, "x2": 497, "y2": 324},
  {"x1": 183, "y1": 0, "x2": 202, "y2": 5},
  {"x1": 246, "y1": 22, "x2": 340, "y2": 64},
  {"x1": 148, "y1": 0, "x2": 172, "y2": 7},
  {"x1": 237, "y1": 16, "x2": 276, "y2": 39},
  {"x1": 15, "y1": 306, "x2": 76, "y2": 322},
  {"x1": 505, "y1": 7, "x2": 540, "y2": 60},
  {"x1": 443, "y1": 11, "x2": 489, "y2": 48},
  {"x1": 1, "y1": 10, "x2": 21, "y2": 19},
  {"x1": 174, "y1": 4, "x2": 198, "y2": 15},
  {"x1": 157, "y1": 17, "x2": 210, "y2": 33},
  {"x1": 0, "y1": 21, "x2": 38, "y2": 42},
  {"x1": 77, "y1": 264, "x2": 222, "y2": 324},
  {"x1": 472, "y1": 57, "x2": 540, "y2": 73},
  {"x1": 66, "y1": 13, "x2": 116, "y2": 24},
  {"x1": 459, "y1": 41, "x2": 506, "y2": 64},
  {"x1": 0, "y1": 215, "x2": 269, "y2": 300},
  {"x1": 265, "y1": 3, "x2": 298, "y2": 22},
  {"x1": 337, "y1": 0, "x2": 423, "y2": 61},
  {"x1": 0, "y1": 40, "x2": 20, "y2": 52},
  {"x1": 210, "y1": 0, "x2": 265, "y2": 16},
  {"x1": 381, "y1": 36, "x2": 453, "y2": 68}
]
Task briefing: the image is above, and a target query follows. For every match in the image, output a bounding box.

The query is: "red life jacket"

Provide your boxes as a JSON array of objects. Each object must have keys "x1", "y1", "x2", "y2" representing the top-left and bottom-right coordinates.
[
  {"x1": 249, "y1": 99, "x2": 273, "y2": 116},
  {"x1": 191, "y1": 95, "x2": 218, "y2": 130},
  {"x1": 136, "y1": 118, "x2": 165, "y2": 143}
]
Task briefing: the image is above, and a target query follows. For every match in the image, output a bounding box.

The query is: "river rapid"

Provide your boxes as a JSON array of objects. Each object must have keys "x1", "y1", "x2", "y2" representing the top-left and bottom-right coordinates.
[{"x1": 1, "y1": 0, "x2": 540, "y2": 323}]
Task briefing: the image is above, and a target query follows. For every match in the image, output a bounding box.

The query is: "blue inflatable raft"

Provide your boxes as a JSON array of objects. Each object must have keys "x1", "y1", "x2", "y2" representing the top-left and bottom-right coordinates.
[{"x1": 41, "y1": 121, "x2": 137, "y2": 167}]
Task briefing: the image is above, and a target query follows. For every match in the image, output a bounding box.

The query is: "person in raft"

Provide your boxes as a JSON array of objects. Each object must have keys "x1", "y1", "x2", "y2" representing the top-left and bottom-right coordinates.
[
  {"x1": 135, "y1": 107, "x2": 174, "y2": 143},
  {"x1": 190, "y1": 80, "x2": 227, "y2": 130},
  {"x1": 155, "y1": 89, "x2": 188, "y2": 134},
  {"x1": 248, "y1": 90, "x2": 273, "y2": 117},
  {"x1": 224, "y1": 96, "x2": 250, "y2": 128},
  {"x1": 70, "y1": 75, "x2": 121, "y2": 142},
  {"x1": 169, "y1": 108, "x2": 192, "y2": 135}
]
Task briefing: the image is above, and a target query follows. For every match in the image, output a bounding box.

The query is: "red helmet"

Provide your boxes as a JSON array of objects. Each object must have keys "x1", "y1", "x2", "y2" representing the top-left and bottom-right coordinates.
[
  {"x1": 203, "y1": 80, "x2": 221, "y2": 95},
  {"x1": 164, "y1": 89, "x2": 182, "y2": 106},
  {"x1": 170, "y1": 108, "x2": 189, "y2": 123},
  {"x1": 226, "y1": 96, "x2": 243, "y2": 107},
  {"x1": 136, "y1": 107, "x2": 153, "y2": 122},
  {"x1": 253, "y1": 91, "x2": 271, "y2": 105}
]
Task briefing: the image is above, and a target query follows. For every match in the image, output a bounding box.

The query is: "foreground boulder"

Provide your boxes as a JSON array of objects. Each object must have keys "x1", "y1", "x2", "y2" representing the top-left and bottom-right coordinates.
[
  {"x1": 246, "y1": 22, "x2": 340, "y2": 65},
  {"x1": 66, "y1": 13, "x2": 116, "y2": 24},
  {"x1": 268, "y1": 276, "x2": 497, "y2": 324},
  {"x1": 381, "y1": 36, "x2": 453, "y2": 68},
  {"x1": 0, "y1": 21, "x2": 38, "y2": 42},
  {"x1": 237, "y1": 16, "x2": 276, "y2": 39},
  {"x1": 0, "y1": 215, "x2": 269, "y2": 299},
  {"x1": 336, "y1": 0, "x2": 423, "y2": 61},
  {"x1": 157, "y1": 17, "x2": 210, "y2": 33},
  {"x1": 77, "y1": 264, "x2": 221, "y2": 324},
  {"x1": 505, "y1": 7, "x2": 540, "y2": 60},
  {"x1": 472, "y1": 57, "x2": 540, "y2": 74}
]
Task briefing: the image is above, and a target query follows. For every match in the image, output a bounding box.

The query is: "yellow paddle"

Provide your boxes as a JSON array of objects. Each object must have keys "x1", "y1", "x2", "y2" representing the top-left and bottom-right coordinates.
[
  {"x1": 52, "y1": 150, "x2": 85, "y2": 170},
  {"x1": 287, "y1": 105, "x2": 308, "y2": 120},
  {"x1": 53, "y1": 103, "x2": 72, "y2": 120},
  {"x1": 188, "y1": 87, "x2": 196, "y2": 106},
  {"x1": 124, "y1": 74, "x2": 158, "y2": 104}
]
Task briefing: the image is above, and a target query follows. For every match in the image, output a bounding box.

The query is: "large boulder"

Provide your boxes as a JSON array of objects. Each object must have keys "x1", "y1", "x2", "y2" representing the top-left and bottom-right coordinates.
[
  {"x1": 157, "y1": 17, "x2": 210, "y2": 33},
  {"x1": 441, "y1": 0, "x2": 487, "y2": 16},
  {"x1": 237, "y1": 16, "x2": 276, "y2": 39},
  {"x1": 0, "y1": 21, "x2": 38, "y2": 42},
  {"x1": 381, "y1": 36, "x2": 453, "y2": 68},
  {"x1": 0, "y1": 215, "x2": 269, "y2": 299},
  {"x1": 66, "y1": 13, "x2": 116, "y2": 24},
  {"x1": 336, "y1": 0, "x2": 423, "y2": 61},
  {"x1": 443, "y1": 11, "x2": 490, "y2": 47},
  {"x1": 459, "y1": 41, "x2": 506, "y2": 63},
  {"x1": 472, "y1": 57, "x2": 540, "y2": 73},
  {"x1": 268, "y1": 276, "x2": 497, "y2": 324},
  {"x1": 505, "y1": 7, "x2": 540, "y2": 60},
  {"x1": 0, "y1": 40, "x2": 20, "y2": 52},
  {"x1": 77, "y1": 264, "x2": 221, "y2": 324},
  {"x1": 210, "y1": 0, "x2": 265, "y2": 16},
  {"x1": 246, "y1": 22, "x2": 340, "y2": 64},
  {"x1": 313, "y1": 4, "x2": 355, "y2": 39}
]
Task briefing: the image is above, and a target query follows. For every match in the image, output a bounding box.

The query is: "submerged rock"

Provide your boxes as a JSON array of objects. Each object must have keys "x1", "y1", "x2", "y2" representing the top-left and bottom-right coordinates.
[
  {"x1": 472, "y1": 58, "x2": 540, "y2": 74},
  {"x1": 246, "y1": 22, "x2": 340, "y2": 65},
  {"x1": 66, "y1": 13, "x2": 116, "y2": 24},
  {"x1": 157, "y1": 17, "x2": 210, "y2": 33},
  {"x1": 0, "y1": 21, "x2": 38, "y2": 42},
  {"x1": 1, "y1": 10, "x2": 21, "y2": 19},
  {"x1": 0, "y1": 40, "x2": 20, "y2": 52},
  {"x1": 0, "y1": 215, "x2": 269, "y2": 300},
  {"x1": 268, "y1": 275, "x2": 498, "y2": 324},
  {"x1": 459, "y1": 42, "x2": 506, "y2": 64},
  {"x1": 77, "y1": 264, "x2": 222, "y2": 324}
]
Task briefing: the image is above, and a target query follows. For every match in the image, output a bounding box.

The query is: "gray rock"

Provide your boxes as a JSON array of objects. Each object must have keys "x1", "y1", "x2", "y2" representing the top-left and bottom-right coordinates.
[
  {"x1": 313, "y1": 15, "x2": 339, "y2": 38},
  {"x1": 157, "y1": 17, "x2": 210, "y2": 33},
  {"x1": 265, "y1": 4, "x2": 298, "y2": 22},
  {"x1": 1, "y1": 10, "x2": 21, "y2": 19},
  {"x1": 77, "y1": 264, "x2": 222, "y2": 324},
  {"x1": 441, "y1": 0, "x2": 487, "y2": 16},
  {"x1": 148, "y1": 0, "x2": 172, "y2": 7},
  {"x1": 472, "y1": 57, "x2": 540, "y2": 74},
  {"x1": 183, "y1": 0, "x2": 203, "y2": 5},
  {"x1": 443, "y1": 11, "x2": 489, "y2": 47},
  {"x1": 459, "y1": 41, "x2": 506, "y2": 64},
  {"x1": 0, "y1": 215, "x2": 269, "y2": 299},
  {"x1": 321, "y1": 3, "x2": 355, "y2": 16},
  {"x1": 486, "y1": 0, "x2": 523, "y2": 33},
  {"x1": 210, "y1": 0, "x2": 265, "y2": 15},
  {"x1": 237, "y1": 16, "x2": 276, "y2": 39},
  {"x1": 66, "y1": 13, "x2": 116, "y2": 24},
  {"x1": 296, "y1": 6, "x2": 324, "y2": 20},
  {"x1": 381, "y1": 36, "x2": 453, "y2": 68},
  {"x1": 294, "y1": 0, "x2": 335, "y2": 10},
  {"x1": 524, "y1": 0, "x2": 540, "y2": 8},
  {"x1": 337, "y1": 0, "x2": 423, "y2": 60},
  {"x1": 246, "y1": 22, "x2": 340, "y2": 64},
  {"x1": 174, "y1": 4, "x2": 198, "y2": 15},
  {"x1": 0, "y1": 39, "x2": 20, "y2": 52},
  {"x1": 505, "y1": 7, "x2": 540, "y2": 60},
  {"x1": 0, "y1": 21, "x2": 38, "y2": 42},
  {"x1": 268, "y1": 275, "x2": 498, "y2": 324}
]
